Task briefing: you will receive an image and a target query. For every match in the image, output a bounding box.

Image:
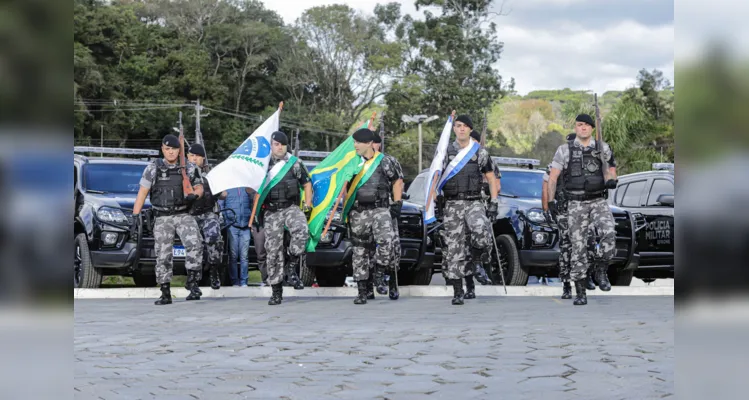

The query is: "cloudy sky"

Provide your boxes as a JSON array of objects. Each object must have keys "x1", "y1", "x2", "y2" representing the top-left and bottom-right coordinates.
[{"x1": 265, "y1": 0, "x2": 674, "y2": 95}]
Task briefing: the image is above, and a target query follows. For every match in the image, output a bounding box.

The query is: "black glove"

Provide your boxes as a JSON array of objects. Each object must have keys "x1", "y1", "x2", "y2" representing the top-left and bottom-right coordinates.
[
  {"x1": 548, "y1": 200, "x2": 559, "y2": 217},
  {"x1": 605, "y1": 179, "x2": 618, "y2": 189},
  {"x1": 487, "y1": 199, "x2": 498, "y2": 220},
  {"x1": 302, "y1": 203, "x2": 312, "y2": 220},
  {"x1": 185, "y1": 193, "x2": 198, "y2": 203},
  {"x1": 389, "y1": 200, "x2": 403, "y2": 220},
  {"x1": 130, "y1": 214, "x2": 140, "y2": 239},
  {"x1": 544, "y1": 210, "x2": 554, "y2": 224}
]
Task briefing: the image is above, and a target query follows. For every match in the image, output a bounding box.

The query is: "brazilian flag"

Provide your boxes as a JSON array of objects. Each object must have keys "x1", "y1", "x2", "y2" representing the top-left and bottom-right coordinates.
[{"x1": 305, "y1": 121, "x2": 371, "y2": 252}]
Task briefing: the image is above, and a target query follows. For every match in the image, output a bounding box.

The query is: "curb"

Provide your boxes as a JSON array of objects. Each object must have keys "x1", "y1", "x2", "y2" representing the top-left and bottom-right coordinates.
[{"x1": 74, "y1": 285, "x2": 673, "y2": 299}]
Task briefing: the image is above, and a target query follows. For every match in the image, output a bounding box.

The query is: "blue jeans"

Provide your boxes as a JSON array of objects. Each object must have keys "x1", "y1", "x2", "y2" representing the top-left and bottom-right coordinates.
[{"x1": 228, "y1": 226, "x2": 251, "y2": 285}]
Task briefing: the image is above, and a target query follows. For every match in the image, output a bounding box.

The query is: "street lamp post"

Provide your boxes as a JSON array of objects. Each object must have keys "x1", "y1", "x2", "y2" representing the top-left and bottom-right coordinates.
[{"x1": 401, "y1": 114, "x2": 439, "y2": 172}]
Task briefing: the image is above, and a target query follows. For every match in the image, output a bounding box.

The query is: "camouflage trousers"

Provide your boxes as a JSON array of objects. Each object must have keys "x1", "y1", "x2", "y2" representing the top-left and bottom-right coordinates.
[
  {"x1": 349, "y1": 208, "x2": 394, "y2": 281},
  {"x1": 153, "y1": 213, "x2": 202, "y2": 285},
  {"x1": 367, "y1": 216, "x2": 401, "y2": 274},
  {"x1": 194, "y1": 212, "x2": 223, "y2": 278},
  {"x1": 556, "y1": 211, "x2": 572, "y2": 281},
  {"x1": 568, "y1": 198, "x2": 616, "y2": 281},
  {"x1": 441, "y1": 200, "x2": 492, "y2": 280},
  {"x1": 264, "y1": 206, "x2": 309, "y2": 286}
]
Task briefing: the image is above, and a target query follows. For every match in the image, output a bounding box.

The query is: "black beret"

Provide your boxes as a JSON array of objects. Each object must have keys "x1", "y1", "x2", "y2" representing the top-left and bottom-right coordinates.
[
  {"x1": 455, "y1": 114, "x2": 473, "y2": 129},
  {"x1": 575, "y1": 114, "x2": 595, "y2": 127},
  {"x1": 352, "y1": 128, "x2": 374, "y2": 143},
  {"x1": 566, "y1": 133, "x2": 577, "y2": 141},
  {"x1": 372, "y1": 134, "x2": 382, "y2": 144},
  {"x1": 470, "y1": 130, "x2": 481, "y2": 141},
  {"x1": 271, "y1": 131, "x2": 288, "y2": 145},
  {"x1": 188, "y1": 143, "x2": 206, "y2": 157},
  {"x1": 162, "y1": 134, "x2": 180, "y2": 149}
]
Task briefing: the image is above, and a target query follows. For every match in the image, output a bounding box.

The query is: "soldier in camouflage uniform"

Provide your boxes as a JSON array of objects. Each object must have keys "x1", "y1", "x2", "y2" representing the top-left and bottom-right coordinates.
[
  {"x1": 371, "y1": 134, "x2": 403, "y2": 300},
  {"x1": 187, "y1": 144, "x2": 225, "y2": 291},
  {"x1": 348, "y1": 128, "x2": 403, "y2": 305},
  {"x1": 547, "y1": 115, "x2": 618, "y2": 305},
  {"x1": 131, "y1": 134, "x2": 204, "y2": 305},
  {"x1": 436, "y1": 116, "x2": 498, "y2": 305},
  {"x1": 260, "y1": 131, "x2": 312, "y2": 305}
]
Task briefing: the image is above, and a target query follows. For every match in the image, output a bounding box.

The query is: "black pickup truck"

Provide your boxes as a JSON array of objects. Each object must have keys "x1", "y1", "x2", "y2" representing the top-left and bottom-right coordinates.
[
  {"x1": 608, "y1": 163, "x2": 674, "y2": 282},
  {"x1": 73, "y1": 147, "x2": 236, "y2": 288},
  {"x1": 406, "y1": 157, "x2": 642, "y2": 286}
]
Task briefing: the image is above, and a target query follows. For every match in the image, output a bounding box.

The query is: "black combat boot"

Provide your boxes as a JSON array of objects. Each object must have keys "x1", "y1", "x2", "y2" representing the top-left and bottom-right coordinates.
[
  {"x1": 285, "y1": 255, "x2": 304, "y2": 290},
  {"x1": 268, "y1": 283, "x2": 283, "y2": 305},
  {"x1": 561, "y1": 281, "x2": 572, "y2": 299},
  {"x1": 464, "y1": 275, "x2": 476, "y2": 299},
  {"x1": 388, "y1": 275, "x2": 399, "y2": 300},
  {"x1": 469, "y1": 247, "x2": 493, "y2": 285},
  {"x1": 573, "y1": 279, "x2": 588, "y2": 306},
  {"x1": 185, "y1": 270, "x2": 202, "y2": 301},
  {"x1": 209, "y1": 264, "x2": 221, "y2": 290},
  {"x1": 585, "y1": 266, "x2": 596, "y2": 290},
  {"x1": 450, "y1": 279, "x2": 465, "y2": 305},
  {"x1": 155, "y1": 283, "x2": 172, "y2": 305},
  {"x1": 595, "y1": 265, "x2": 611, "y2": 291},
  {"x1": 366, "y1": 275, "x2": 375, "y2": 300},
  {"x1": 354, "y1": 280, "x2": 368, "y2": 305},
  {"x1": 374, "y1": 264, "x2": 388, "y2": 295}
]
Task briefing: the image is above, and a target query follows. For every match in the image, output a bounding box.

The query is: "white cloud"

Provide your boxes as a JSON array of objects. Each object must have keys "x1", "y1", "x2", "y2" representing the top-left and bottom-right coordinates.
[
  {"x1": 262, "y1": 0, "x2": 674, "y2": 95},
  {"x1": 496, "y1": 20, "x2": 673, "y2": 94}
]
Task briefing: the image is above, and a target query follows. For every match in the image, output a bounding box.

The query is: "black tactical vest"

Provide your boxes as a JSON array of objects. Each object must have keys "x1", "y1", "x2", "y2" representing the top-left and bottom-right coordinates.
[
  {"x1": 356, "y1": 162, "x2": 390, "y2": 206},
  {"x1": 190, "y1": 178, "x2": 216, "y2": 215},
  {"x1": 563, "y1": 140, "x2": 605, "y2": 193},
  {"x1": 265, "y1": 163, "x2": 300, "y2": 206},
  {"x1": 441, "y1": 145, "x2": 483, "y2": 199},
  {"x1": 150, "y1": 160, "x2": 186, "y2": 212}
]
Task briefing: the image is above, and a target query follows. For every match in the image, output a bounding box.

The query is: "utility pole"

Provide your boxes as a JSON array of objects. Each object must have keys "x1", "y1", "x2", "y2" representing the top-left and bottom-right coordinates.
[
  {"x1": 194, "y1": 99, "x2": 208, "y2": 145},
  {"x1": 294, "y1": 128, "x2": 300, "y2": 157},
  {"x1": 401, "y1": 114, "x2": 439, "y2": 172},
  {"x1": 100, "y1": 125, "x2": 103, "y2": 157}
]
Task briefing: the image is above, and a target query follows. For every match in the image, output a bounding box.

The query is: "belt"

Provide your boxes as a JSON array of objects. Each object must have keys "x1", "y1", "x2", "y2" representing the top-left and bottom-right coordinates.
[
  {"x1": 566, "y1": 192, "x2": 605, "y2": 201},
  {"x1": 264, "y1": 202, "x2": 294, "y2": 212},
  {"x1": 443, "y1": 193, "x2": 482, "y2": 201},
  {"x1": 353, "y1": 200, "x2": 388, "y2": 211},
  {"x1": 152, "y1": 208, "x2": 188, "y2": 218}
]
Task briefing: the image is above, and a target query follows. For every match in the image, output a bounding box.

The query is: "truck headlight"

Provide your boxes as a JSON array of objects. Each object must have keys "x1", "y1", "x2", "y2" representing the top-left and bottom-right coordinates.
[
  {"x1": 526, "y1": 209, "x2": 545, "y2": 223},
  {"x1": 96, "y1": 207, "x2": 129, "y2": 224},
  {"x1": 101, "y1": 232, "x2": 119, "y2": 245},
  {"x1": 532, "y1": 231, "x2": 549, "y2": 245},
  {"x1": 326, "y1": 210, "x2": 342, "y2": 223},
  {"x1": 319, "y1": 232, "x2": 334, "y2": 244}
]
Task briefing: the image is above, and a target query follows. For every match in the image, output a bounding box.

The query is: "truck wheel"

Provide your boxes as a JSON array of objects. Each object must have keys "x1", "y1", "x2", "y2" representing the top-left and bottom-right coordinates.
[
  {"x1": 493, "y1": 234, "x2": 529, "y2": 286},
  {"x1": 608, "y1": 267, "x2": 634, "y2": 286},
  {"x1": 132, "y1": 271, "x2": 156, "y2": 287},
  {"x1": 315, "y1": 268, "x2": 346, "y2": 287},
  {"x1": 299, "y1": 254, "x2": 315, "y2": 287},
  {"x1": 407, "y1": 267, "x2": 433, "y2": 286},
  {"x1": 75, "y1": 233, "x2": 102, "y2": 289}
]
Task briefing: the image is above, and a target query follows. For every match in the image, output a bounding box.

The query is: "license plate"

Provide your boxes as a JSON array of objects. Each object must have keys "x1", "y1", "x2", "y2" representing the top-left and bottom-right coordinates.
[{"x1": 173, "y1": 245, "x2": 186, "y2": 257}]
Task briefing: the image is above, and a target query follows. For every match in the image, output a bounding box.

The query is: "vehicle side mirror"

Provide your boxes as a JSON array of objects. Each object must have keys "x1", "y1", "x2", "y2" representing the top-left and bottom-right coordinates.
[{"x1": 657, "y1": 194, "x2": 674, "y2": 207}]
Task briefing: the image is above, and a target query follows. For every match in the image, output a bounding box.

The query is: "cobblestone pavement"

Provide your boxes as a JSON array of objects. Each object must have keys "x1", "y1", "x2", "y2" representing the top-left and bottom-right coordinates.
[{"x1": 74, "y1": 297, "x2": 673, "y2": 400}]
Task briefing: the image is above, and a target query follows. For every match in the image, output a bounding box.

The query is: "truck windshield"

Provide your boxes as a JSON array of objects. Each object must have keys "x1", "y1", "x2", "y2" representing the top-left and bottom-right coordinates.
[
  {"x1": 499, "y1": 171, "x2": 544, "y2": 199},
  {"x1": 83, "y1": 163, "x2": 147, "y2": 194}
]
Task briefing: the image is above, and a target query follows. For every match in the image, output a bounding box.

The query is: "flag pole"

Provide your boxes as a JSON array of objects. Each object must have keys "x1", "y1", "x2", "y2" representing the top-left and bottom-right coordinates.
[
  {"x1": 248, "y1": 101, "x2": 284, "y2": 227},
  {"x1": 425, "y1": 110, "x2": 455, "y2": 216}
]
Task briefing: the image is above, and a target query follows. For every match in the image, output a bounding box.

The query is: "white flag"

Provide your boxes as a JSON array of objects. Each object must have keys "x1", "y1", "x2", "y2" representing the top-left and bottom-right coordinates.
[
  {"x1": 423, "y1": 114, "x2": 454, "y2": 224},
  {"x1": 205, "y1": 108, "x2": 279, "y2": 194}
]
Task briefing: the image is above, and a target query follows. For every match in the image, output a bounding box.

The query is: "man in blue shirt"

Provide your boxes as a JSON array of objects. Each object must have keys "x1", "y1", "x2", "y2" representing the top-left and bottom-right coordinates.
[{"x1": 222, "y1": 187, "x2": 253, "y2": 286}]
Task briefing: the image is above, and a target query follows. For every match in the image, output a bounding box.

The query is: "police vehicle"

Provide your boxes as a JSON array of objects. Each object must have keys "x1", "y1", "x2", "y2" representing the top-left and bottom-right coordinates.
[
  {"x1": 406, "y1": 157, "x2": 641, "y2": 286},
  {"x1": 292, "y1": 151, "x2": 430, "y2": 287},
  {"x1": 608, "y1": 163, "x2": 674, "y2": 282},
  {"x1": 74, "y1": 146, "x2": 233, "y2": 288}
]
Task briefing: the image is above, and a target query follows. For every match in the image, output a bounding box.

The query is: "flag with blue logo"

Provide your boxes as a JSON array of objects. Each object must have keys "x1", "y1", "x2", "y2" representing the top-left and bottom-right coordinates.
[{"x1": 205, "y1": 106, "x2": 279, "y2": 194}]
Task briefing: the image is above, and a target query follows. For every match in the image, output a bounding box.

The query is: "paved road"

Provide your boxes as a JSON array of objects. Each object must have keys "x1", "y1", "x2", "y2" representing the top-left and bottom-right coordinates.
[{"x1": 75, "y1": 297, "x2": 673, "y2": 400}]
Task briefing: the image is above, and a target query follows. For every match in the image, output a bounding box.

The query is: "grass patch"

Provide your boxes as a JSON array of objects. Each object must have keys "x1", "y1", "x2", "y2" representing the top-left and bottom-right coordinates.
[{"x1": 100, "y1": 269, "x2": 261, "y2": 287}]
